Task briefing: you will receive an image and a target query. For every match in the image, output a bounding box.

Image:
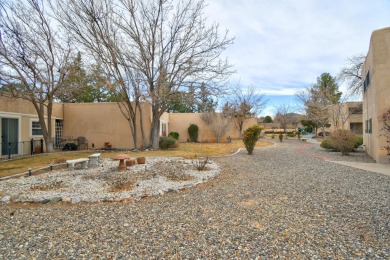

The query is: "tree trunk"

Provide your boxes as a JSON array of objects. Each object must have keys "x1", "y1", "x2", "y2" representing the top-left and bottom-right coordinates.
[
  {"x1": 321, "y1": 127, "x2": 326, "y2": 137},
  {"x1": 150, "y1": 116, "x2": 160, "y2": 150},
  {"x1": 131, "y1": 119, "x2": 138, "y2": 149},
  {"x1": 138, "y1": 105, "x2": 148, "y2": 148},
  {"x1": 46, "y1": 101, "x2": 54, "y2": 153},
  {"x1": 238, "y1": 120, "x2": 243, "y2": 138},
  {"x1": 35, "y1": 101, "x2": 54, "y2": 153}
]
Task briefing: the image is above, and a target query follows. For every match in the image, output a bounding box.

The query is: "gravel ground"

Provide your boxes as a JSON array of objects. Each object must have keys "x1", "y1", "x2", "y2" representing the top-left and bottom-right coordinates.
[
  {"x1": 0, "y1": 157, "x2": 220, "y2": 203},
  {"x1": 1, "y1": 139, "x2": 389, "y2": 258}
]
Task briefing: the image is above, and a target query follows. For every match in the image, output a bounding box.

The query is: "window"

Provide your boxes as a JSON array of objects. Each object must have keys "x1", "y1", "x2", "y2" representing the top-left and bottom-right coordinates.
[
  {"x1": 350, "y1": 123, "x2": 363, "y2": 134},
  {"x1": 369, "y1": 118, "x2": 372, "y2": 133},
  {"x1": 349, "y1": 104, "x2": 362, "y2": 114},
  {"x1": 365, "y1": 118, "x2": 372, "y2": 134},
  {"x1": 363, "y1": 70, "x2": 370, "y2": 92},
  {"x1": 31, "y1": 121, "x2": 43, "y2": 136}
]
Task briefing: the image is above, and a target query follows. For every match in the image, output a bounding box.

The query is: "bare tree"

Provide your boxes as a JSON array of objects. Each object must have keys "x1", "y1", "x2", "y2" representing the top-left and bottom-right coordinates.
[
  {"x1": 201, "y1": 112, "x2": 231, "y2": 143},
  {"x1": 328, "y1": 95, "x2": 362, "y2": 131},
  {"x1": 53, "y1": 0, "x2": 149, "y2": 149},
  {"x1": 273, "y1": 104, "x2": 300, "y2": 133},
  {"x1": 338, "y1": 54, "x2": 365, "y2": 97},
  {"x1": 0, "y1": 0, "x2": 75, "y2": 152},
  {"x1": 55, "y1": 0, "x2": 233, "y2": 149},
  {"x1": 224, "y1": 84, "x2": 267, "y2": 137}
]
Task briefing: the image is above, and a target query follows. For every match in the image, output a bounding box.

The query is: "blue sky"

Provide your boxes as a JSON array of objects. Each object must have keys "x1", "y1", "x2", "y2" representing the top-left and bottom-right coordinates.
[{"x1": 204, "y1": 0, "x2": 390, "y2": 117}]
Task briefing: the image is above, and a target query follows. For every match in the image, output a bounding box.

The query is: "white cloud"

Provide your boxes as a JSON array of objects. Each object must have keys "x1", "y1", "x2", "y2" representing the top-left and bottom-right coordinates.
[{"x1": 205, "y1": 0, "x2": 390, "y2": 97}]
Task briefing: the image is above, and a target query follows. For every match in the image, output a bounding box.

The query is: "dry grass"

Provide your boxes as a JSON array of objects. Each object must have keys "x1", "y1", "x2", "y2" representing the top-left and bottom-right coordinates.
[
  {"x1": 0, "y1": 140, "x2": 271, "y2": 178},
  {"x1": 108, "y1": 181, "x2": 134, "y2": 192}
]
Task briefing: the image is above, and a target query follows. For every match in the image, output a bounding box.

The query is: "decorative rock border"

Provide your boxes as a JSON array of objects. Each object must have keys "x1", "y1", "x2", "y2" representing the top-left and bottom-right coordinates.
[{"x1": 0, "y1": 157, "x2": 220, "y2": 204}]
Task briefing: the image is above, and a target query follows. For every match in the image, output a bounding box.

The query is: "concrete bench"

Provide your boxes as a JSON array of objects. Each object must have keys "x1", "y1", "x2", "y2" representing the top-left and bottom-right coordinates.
[
  {"x1": 66, "y1": 158, "x2": 89, "y2": 171},
  {"x1": 89, "y1": 153, "x2": 101, "y2": 165}
]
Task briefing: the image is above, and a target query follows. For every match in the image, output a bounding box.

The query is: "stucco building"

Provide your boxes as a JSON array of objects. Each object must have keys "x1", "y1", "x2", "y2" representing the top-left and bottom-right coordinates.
[
  {"x1": 362, "y1": 27, "x2": 390, "y2": 163},
  {"x1": 326, "y1": 102, "x2": 363, "y2": 134},
  {"x1": 0, "y1": 94, "x2": 257, "y2": 158}
]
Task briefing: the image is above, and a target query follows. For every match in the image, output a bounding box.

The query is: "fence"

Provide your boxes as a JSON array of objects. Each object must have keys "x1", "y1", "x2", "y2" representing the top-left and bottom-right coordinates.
[{"x1": 0, "y1": 139, "x2": 44, "y2": 160}]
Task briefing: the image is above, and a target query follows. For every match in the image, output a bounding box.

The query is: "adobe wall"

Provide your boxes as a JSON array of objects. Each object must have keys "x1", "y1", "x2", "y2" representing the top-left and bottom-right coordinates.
[
  {"x1": 0, "y1": 94, "x2": 63, "y2": 118},
  {"x1": 62, "y1": 102, "x2": 152, "y2": 149},
  {"x1": 325, "y1": 102, "x2": 363, "y2": 134},
  {"x1": 0, "y1": 94, "x2": 63, "y2": 142},
  {"x1": 362, "y1": 27, "x2": 390, "y2": 163},
  {"x1": 167, "y1": 113, "x2": 258, "y2": 143}
]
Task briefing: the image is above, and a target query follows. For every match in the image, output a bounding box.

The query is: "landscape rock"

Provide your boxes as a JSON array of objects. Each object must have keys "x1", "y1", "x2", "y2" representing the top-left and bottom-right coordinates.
[
  {"x1": 1, "y1": 196, "x2": 11, "y2": 203},
  {"x1": 50, "y1": 197, "x2": 62, "y2": 203},
  {"x1": 71, "y1": 197, "x2": 81, "y2": 204}
]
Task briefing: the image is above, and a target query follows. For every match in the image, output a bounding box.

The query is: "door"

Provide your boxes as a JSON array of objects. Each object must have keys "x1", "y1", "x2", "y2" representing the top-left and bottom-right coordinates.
[
  {"x1": 55, "y1": 120, "x2": 63, "y2": 149},
  {"x1": 1, "y1": 118, "x2": 19, "y2": 155}
]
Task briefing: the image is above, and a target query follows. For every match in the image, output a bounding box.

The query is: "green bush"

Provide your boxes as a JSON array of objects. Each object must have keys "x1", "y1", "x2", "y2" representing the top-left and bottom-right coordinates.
[
  {"x1": 159, "y1": 136, "x2": 177, "y2": 150},
  {"x1": 168, "y1": 132, "x2": 179, "y2": 140},
  {"x1": 328, "y1": 130, "x2": 356, "y2": 155},
  {"x1": 320, "y1": 139, "x2": 335, "y2": 150},
  {"x1": 242, "y1": 125, "x2": 262, "y2": 155},
  {"x1": 279, "y1": 133, "x2": 284, "y2": 142},
  {"x1": 354, "y1": 136, "x2": 363, "y2": 149},
  {"x1": 287, "y1": 132, "x2": 295, "y2": 138},
  {"x1": 188, "y1": 124, "x2": 199, "y2": 142}
]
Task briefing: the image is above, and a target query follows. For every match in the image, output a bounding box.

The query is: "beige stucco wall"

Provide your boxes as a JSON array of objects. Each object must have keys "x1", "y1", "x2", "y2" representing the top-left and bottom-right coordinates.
[
  {"x1": 326, "y1": 102, "x2": 363, "y2": 134},
  {"x1": 1, "y1": 93, "x2": 263, "y2": 150},
  {"x1": 62, "y1": 102, "x2": 152, "y2": 149},
  {"x1": 362, "y1": 27, "x2": 390, "y2": 163},
  {"x1": 167, "y1": 113, "x2": 258, "y2": 143},
  {"x1": 0, "y1": 93, "x2": 63, "y2": 118},
  {"x1": 0, "y1": 94, "x2": 63, "y2": 144}
]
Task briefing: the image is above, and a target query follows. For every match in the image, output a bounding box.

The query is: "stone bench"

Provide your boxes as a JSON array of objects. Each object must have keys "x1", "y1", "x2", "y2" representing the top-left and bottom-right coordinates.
[
  {"x1": 89, "y1": 153, "x2": 101, "y2": 166},
  {"x1": 66, "y1": 158, "x2": 89, "y2": 171}
]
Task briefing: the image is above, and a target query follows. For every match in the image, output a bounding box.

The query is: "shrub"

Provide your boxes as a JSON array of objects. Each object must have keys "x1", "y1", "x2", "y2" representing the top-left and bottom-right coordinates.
[
  {"x1": 318, "y1": 131, "x2": 330, "y2": 137},
  {"x1": 287, "y1": 132, "x2": 295, "y2": 138},
  {"x1": 320, "y1": 139, "x2": 335, "y2": 150},
  {"x1": 279, "y1": 133, "x2": 284, "y2": 142},
  {"x1": 168, "y1": 132, "x2": 179, "y2": 140},
  {"x1": 242, "y1": 125, "x2": 262, "y2": 155},
  {"x1": 192, "y1": 156, "x2": 209, "y2": 171},
  {"x1": 354, "y1": 136, "x2": 363, "y2": 149},
  {"x1": 188, "y1": 124, "x2": 199, "y2": 142},
  {"x1": 327, "y1": 130, "x2": 356, "y2": 155},
  {"x1": 159, "y1": 136, "x2": 177, "y2": 150},
  {"x1": 297, "y1": 131, "x2": 301, "y2": 139}
]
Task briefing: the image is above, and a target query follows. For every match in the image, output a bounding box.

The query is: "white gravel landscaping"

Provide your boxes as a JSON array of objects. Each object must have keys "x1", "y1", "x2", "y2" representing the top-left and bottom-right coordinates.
[{"x1": 0, "y1": 157, "x2": 220, "y2": 203}]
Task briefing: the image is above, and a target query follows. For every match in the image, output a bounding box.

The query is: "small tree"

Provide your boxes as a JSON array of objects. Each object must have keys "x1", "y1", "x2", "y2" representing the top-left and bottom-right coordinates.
[
  {"x1": 380, "y1": 107, "x2": 390, "y2": 158},
  {"x1": 263, "y1": 115, "x2": 273, "y2": 123},
  {"x1": 188, "y1": 124, "x2": 199, "y2": 143},
  {"x1": 224, "y1": 84, "x2": 268, "y2": 137},
  {"x1": 242, "y1": 125, "x2": 262, "y2": 155},
  {"x1": 201, "y1": 112, "x2": 232, "y2": 143},
  {"x1": 327, "y1": 130, "x2": 356, "y2": 156}
]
